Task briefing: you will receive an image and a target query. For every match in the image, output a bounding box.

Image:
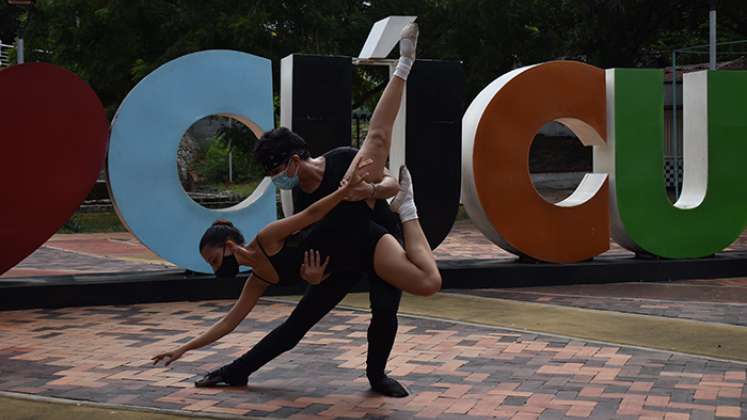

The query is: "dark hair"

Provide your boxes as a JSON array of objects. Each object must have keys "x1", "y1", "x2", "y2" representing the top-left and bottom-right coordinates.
[
  {"x1": 253, "y1": 127, "x2": 310, "y2": 172},
  {"x1": 199, "y1": 219, "x2": 245, "y2": 251}
]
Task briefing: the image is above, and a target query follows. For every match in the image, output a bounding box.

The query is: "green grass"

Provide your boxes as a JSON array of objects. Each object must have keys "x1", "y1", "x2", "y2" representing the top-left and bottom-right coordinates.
[
  {"x1": 204, "y1": 179, "x2": 262, "y2": 197},
  {"x1": 58, "y1": 189, "x2": 467, "y2": 234},
  {"x1": 58, "y1": 211, "x2": 127, "y2": 234},
  {"x1": 57, "y1": 181, "x2": 264, "y2": 234}
]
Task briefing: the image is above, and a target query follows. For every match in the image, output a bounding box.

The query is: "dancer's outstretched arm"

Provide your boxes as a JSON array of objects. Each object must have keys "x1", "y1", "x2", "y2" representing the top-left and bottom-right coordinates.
[
  {"x1": 344, "y1": 23, "x2": 418, "y2": 184},
  {"x1": 260, "y1": 159, "x2": 371, "y2": 243},
  {"x1": 152, "y1": 277, "x2": 268, "y2": 366}
]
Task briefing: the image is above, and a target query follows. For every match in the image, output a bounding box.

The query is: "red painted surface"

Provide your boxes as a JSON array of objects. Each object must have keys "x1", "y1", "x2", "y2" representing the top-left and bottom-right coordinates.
[{"x1": 0, "y1": 63, "x2": 108, "y2": 274}]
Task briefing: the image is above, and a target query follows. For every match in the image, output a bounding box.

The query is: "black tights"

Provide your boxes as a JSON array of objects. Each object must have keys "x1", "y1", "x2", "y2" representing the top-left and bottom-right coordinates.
[
  {"x1": 221, "y1": 271, "x2": 401, "y2": 382},
  {"x1": 221, "y1": 200, "x2": 404, "y2": 383}
]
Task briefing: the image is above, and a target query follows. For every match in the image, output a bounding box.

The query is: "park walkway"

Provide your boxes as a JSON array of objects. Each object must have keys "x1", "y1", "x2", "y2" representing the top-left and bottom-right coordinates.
[
  {"x1": 1, "y1": 223, "x2": 746, "y2": 419},
  {"x1": 1, "y1": 280, "x2": 746, "y2": 419}
]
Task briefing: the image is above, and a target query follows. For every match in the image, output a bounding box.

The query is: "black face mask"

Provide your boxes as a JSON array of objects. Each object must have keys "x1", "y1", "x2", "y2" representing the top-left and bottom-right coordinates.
[{"x1": 215, "y1": 244, "x2": 239, "y2": 278}]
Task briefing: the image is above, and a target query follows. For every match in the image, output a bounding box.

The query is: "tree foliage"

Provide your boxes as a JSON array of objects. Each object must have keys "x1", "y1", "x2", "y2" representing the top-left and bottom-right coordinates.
[
  {"x1": 4, "y1": 0, "x2": 745, "y2": 116},
  {"x1": 0, "y1": 3, "x2": 23, "y2": 44}
]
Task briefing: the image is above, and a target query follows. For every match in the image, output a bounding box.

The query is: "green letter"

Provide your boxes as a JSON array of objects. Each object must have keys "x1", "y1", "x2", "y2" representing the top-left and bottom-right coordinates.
[{"x1": 601, "y1": 69, "x2": 747, "y2": 258}]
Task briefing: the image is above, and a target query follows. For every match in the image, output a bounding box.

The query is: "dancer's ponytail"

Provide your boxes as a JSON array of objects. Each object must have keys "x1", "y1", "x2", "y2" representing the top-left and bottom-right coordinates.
[{"x1": 199, "y1": 219, "x2": 245, "y2": 251}]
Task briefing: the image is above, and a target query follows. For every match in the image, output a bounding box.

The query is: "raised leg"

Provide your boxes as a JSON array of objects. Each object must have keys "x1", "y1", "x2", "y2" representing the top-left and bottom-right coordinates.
[
  {"x1": 373, "y1": 225, "x2": 440, "y2": 296},
  {"x1": 373, "y1": 166, "x2": 441, "y2": 296},
  {"x1": 345, "y1": 23, "x2": 418, "y2": 183}
]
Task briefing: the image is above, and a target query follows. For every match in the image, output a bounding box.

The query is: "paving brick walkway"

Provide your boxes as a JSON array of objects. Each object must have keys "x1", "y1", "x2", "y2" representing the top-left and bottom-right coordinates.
[
  {"x1": 0, "y1": 300, "x2": 745, "y2": 419},
  {"x1": 449, "y1": 278, "x2": 747, "y2": 327},
  {"x1": 2, "y1": 233, "x2": 173, "y2": 278},
  {"x1": 5, "y1": 247, "x2": 174, "y2": 277}
]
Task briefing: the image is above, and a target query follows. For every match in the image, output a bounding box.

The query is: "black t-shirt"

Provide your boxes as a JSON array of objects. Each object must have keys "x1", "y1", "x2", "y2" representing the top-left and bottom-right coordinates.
[
  {"x1": 293, "y1": 147, "x2": 402, "y2": 240},
  {"x1": 293, "y1": 147, "x2": 357, "y2": 213}
]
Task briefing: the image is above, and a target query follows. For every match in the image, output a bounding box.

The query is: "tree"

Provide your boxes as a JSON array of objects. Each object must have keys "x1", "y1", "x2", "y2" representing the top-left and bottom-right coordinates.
[
  {"x1": 15, "y1": 0, "x2": 747, "y2": 116},
  {"x1": 0, "y1": 2, "x2": 23, "y2": 44}
]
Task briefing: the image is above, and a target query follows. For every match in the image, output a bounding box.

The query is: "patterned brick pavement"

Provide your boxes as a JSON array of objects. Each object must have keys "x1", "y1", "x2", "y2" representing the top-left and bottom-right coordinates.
[
  {"x1": 5, "y1": 247, "x2": 173, "y2": 277},
  {"x1": 432, "y1": 221, "x2": 629, "y2": 262},
  {"x1": 1, "y1": 300, "x2": 745, "y2": 419},
  {"x1": 449, "y1": 290, "x2": 747, "y2": 328},
  {"x1": 2, "y1": 233, "x2": 173, "y2": 278},
  {"x1": 432, "y1": 221, "x2": 747, "y2": 262}
]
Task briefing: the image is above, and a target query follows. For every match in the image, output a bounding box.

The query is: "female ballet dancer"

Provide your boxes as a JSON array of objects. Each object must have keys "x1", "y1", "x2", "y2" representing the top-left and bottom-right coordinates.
[
  {"x1": 152, "y1": 23, "x2": 437, "y2": 388},
  {"x1": 193, "y1": 22, "x2": 436, "y2": 296}
]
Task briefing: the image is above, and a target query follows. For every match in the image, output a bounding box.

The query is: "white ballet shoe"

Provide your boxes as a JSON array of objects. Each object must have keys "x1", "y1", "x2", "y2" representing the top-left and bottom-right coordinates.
[
  {"x1": 399, "y1": 23, "x2": 418, "y2": 60},
  {"x1": 394, "y1": 23, "x2": 419, "y2": 80},
  {"x1": 390, "y1": 166, "x2": 418, "y2": 222}
]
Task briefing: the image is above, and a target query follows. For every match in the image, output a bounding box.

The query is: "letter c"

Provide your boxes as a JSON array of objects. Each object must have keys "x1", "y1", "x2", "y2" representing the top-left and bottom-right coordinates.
[
  {"x1": 107, "y1": 50, "x2": 276, "y2": 273},
  {"x1": 462, "y1": 61, "x2": 609, "y2": 263}
]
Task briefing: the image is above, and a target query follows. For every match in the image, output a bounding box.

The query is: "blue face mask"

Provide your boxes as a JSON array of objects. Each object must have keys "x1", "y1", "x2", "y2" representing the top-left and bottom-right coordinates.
[{"x1": 271, "y1": 162, "x2": 300, "y2": 190}]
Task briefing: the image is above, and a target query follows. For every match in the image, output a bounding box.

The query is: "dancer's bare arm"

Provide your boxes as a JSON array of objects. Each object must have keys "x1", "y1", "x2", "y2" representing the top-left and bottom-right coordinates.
[
  {"x1": 260, "y1": 159, "x2": 372, "y2": 242},
  {"x1": 376, "y1": 168, "x2": 400, "y2": 198},
  {"x1": 342, "y1": 167, "x2": 399, "y2": 202},
  {"x1": 152, "y1": 277, "x2": 268, "y2": 366}
]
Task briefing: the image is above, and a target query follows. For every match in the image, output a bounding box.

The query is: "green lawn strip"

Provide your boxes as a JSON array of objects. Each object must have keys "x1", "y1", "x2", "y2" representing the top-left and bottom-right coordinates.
[
  {"x1": 0, "y1": 393, "x2": 246, "y2": 420},
  {"x1": 274, "y1": 292, "x2": 747, "y2": 362},
  {"x1": 58, "y1": 211, "x2": 127, "y2": 233},
  {"x1": 205, "y1": 180, "x2": 261, "y2": 198},
  {"x1": 57, "y1": 193, "x2": 464, "y2": 233},
  {"x1": 57, "y1": 181, "x2": 263, "y2": 234}
]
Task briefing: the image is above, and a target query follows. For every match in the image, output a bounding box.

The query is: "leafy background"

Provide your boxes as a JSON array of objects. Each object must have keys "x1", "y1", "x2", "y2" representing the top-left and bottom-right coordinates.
[{"x1": 3, "y1": 0, "x2": 746, "y2": 118}]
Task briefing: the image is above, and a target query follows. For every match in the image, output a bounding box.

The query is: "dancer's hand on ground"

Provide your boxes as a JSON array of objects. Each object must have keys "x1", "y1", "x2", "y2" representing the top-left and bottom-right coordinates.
[
  {"x1": 339, "y1": 158, "x2": 373, "y2": 194},
  {"x1": 300, "y1": 250, "x2": 331, "y2": 285},
  {"x1": 152, "y1": 348, "x2": 186, "y2": 366}
]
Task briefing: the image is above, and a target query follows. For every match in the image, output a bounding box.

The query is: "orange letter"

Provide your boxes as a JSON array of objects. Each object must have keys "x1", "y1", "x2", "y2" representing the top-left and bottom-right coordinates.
[{"x1": 462, "y1": 61, "x2": 609, "y2": 263}]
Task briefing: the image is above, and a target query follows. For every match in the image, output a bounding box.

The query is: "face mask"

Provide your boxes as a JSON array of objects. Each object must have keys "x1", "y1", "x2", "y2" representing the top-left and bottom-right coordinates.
[
  {"x1": 271, "y1": 161, "x2": 300, "y2": 190},
  {"x1": 215, "y1": 244, "x2": 239, "y2": 278}
]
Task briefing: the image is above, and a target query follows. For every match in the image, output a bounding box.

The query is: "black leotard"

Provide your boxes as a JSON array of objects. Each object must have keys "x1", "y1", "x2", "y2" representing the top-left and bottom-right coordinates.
[
  {"x1": 301, "y1": 203, "x2": 389, "y2": 274},
  {"x1": 253, "y1": 232, "x2": 305, "y2": 285},
  {"x1": 253, "y1": 147, "x2": 392, "y2": 286},
  {"x1": 253, "y1": 205, "x2": 389, "y2": 286}
]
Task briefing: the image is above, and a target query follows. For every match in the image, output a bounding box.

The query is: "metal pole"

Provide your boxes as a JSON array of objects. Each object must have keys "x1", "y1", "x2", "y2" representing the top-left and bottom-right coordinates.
[
  {"x1": 355, "y1": 116, "x2": 360, "y2": 148},
  {"x1": 710, "y1": 0, "x2": 717, "y2": 70},
  {"x1": 16, "y1": 4, "x2": 31, "y2": 64},
  {"x1": 16, "y1": 20, "x2": 24, "y2": 64},
  {"x1": 227, "y1": 119, "x2": 233, "y2": 183},
  {"x1": 672, "y1": 50, "x2": 680, "y2": 198},
  {"x1": 228, "y1": 150, "x2": 233, "y2": 183},
  {"x1": 16, "y1": 36, "x2": 23, "y2": 64},
  {"x1": 227, "y1": 141, "x2": 233, "y2": 183}
]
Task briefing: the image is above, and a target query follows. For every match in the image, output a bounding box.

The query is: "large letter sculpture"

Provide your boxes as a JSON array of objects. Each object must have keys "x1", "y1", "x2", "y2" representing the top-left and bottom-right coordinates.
[
  {"x1": 602, "y1": 69, "x2": 747, "y2": 258},
  {"x1": 462, "y1": 61, "x2": 610, "y2": 263},
  {"x1": 405, "y1": 59, "x2": 463, "y2": 248},
  {"x1": 107, "y1": 50, "x2": 276, "y2": 273},
  {"x1": 279, "y1": 53, "x2": 463, "y2": 249},
  {"x1": 0, "y1": 63, "x2": 109, "y2": 274},
  {"x1": 279, "y1": 54, "x2": 353, "y2": 217}
]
